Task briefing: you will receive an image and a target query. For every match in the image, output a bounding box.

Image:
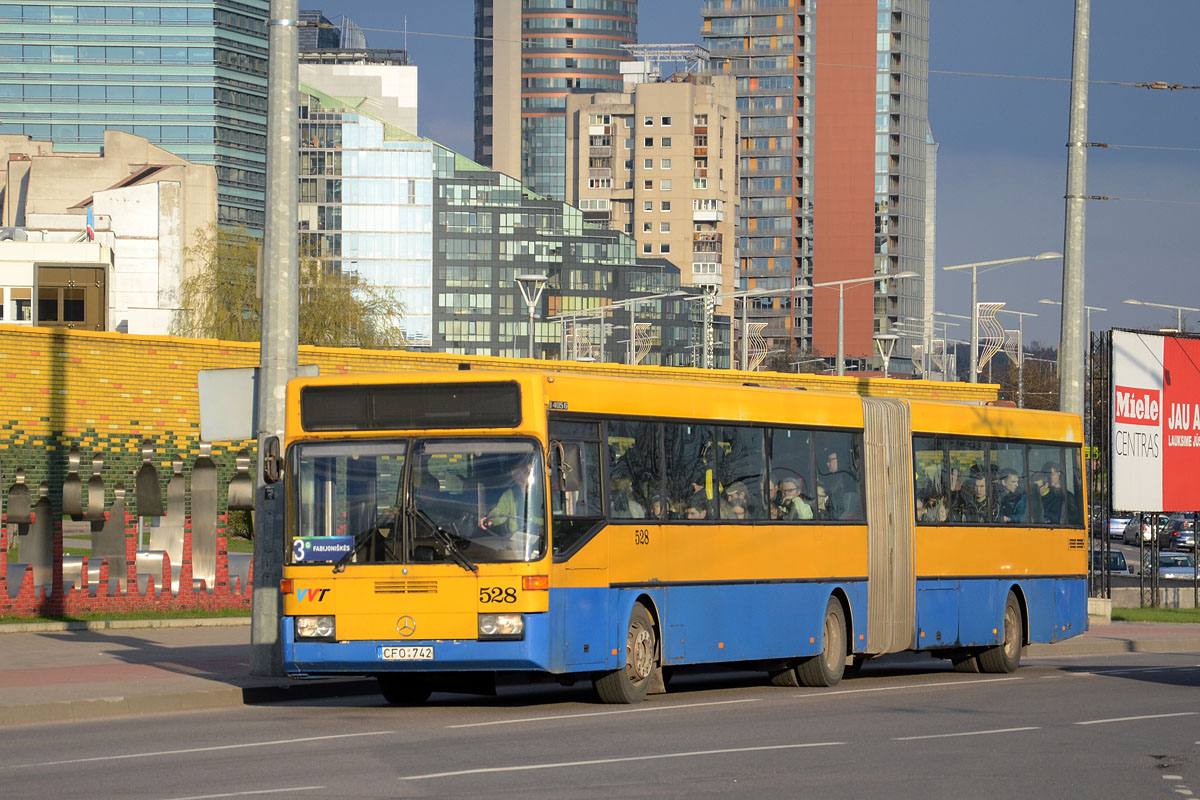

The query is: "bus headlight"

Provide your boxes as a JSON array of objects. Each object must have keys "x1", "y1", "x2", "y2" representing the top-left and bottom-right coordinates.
[
  {"x1": 295, "y1": 615, "x2": 335, "y2": 640},
  {"x1": 478, "y1": 613, "x2": 524, "y2": 640}
]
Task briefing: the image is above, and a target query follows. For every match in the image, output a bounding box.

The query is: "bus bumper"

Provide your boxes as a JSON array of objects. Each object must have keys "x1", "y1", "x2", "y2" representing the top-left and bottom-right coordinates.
[{"x1": 282, "y1": 612, "x2": 553, "y2": 677}]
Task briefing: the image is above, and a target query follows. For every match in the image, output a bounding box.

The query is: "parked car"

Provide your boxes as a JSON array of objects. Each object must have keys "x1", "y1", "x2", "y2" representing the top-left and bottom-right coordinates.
[
  {"x1": 1122, "y1": 513, "x2": 1172, "y2": 546},
  {"x1": 1108, "y1": 516, "x2": 1131, "y2": 539},
  {"x1": 1164, "y1": 518, "x2": 1196, "y2": 551},
  {"x1": 1090, "y1": 549, "x2": 1132, "y2": 575},
  {"x1": 1157, "y1": 552, "x2": 1197, "y2": 580}
]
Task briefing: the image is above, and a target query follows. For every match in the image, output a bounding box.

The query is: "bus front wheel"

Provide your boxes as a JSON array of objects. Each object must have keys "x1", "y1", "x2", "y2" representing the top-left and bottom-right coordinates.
[
  {"x1": 595, "y1": 603, "x2": 657, "y2": 704},
  {"x1": 796, "y1": 597, "x2": 847, "y2": 688},
  {"x1": 978, "y1": 592, "x2": 1023, "y2": 674}
]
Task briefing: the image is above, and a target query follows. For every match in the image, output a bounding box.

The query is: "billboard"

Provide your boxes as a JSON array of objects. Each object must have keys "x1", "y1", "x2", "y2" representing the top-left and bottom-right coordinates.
[{"x1": 1111, "y1": 329, "x2": 1200, "y2": 512}]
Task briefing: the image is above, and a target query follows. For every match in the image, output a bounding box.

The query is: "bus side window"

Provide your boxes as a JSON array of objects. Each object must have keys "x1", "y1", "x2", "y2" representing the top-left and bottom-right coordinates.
[
  {"x1": 607, "y1": 420, "x2": 661, "y2": 520},
  {"x1": 767, "y1": 427, "x2": 813, "y2": 522},
  {"x1": 815, "y1": 430, "x2": 863, "y2": 521},
  {"x1": 946, "y1": 439, "x2": 986, "y2": 523},
  {"x1": 664, "y1": 423, "x2": 716, "y2": 520},
  {"x1": 913, "y1": 436, "x2": 947, "y2": 524},
  {"x1": 718, "y1": 426, "x2": 766, "y2": 520}
]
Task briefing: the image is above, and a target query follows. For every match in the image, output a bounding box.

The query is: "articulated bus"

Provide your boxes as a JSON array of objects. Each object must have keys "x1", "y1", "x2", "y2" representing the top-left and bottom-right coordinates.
[{"x1": 280, "y1": 369, "x2": 1087, "y2": 704}]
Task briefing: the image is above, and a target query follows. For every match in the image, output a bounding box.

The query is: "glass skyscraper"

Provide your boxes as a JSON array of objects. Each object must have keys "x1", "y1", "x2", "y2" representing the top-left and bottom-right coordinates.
[
  {"x1": 473, "y1": 0, "x2": 637, "y2": 201},
  {"x1": 0, "y1": 1, "x2": 269, "y2": 228}
]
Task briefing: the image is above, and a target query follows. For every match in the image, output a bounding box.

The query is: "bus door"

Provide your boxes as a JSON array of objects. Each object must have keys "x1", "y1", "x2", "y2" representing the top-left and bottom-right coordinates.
[{"x1": 861, "y1": 398, "x2": 916, "y2": 654}]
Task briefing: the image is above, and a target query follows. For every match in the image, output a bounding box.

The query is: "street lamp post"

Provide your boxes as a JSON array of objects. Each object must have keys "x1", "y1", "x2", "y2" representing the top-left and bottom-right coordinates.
[
  {"x1": 873, "y1": 333, "x2": 899, "y2": 378},
  {"x1": 1122, "y1": 298, "x2": 1200, "y2": 333},
  {"x1": 942, "y1": 253, "x2": 1060, "y2": 383},
  {"x1": 996, "y1": 308, "x2": 1037, "y2": 407},
  {"x1": 814, "y1": 271, "x2": 918, "y2": 377},
  {"x1": 515, "y1": 274, "x2": 548, "y2": 359}
]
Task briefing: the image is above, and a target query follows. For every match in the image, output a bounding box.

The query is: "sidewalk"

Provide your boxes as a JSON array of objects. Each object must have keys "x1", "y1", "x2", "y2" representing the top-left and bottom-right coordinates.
[{"x1": 1, "y1": 618, "x2": 1198, "y2": 727}]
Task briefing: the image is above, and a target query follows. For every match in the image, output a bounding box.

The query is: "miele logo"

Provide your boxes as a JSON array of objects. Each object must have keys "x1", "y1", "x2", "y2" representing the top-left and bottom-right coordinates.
[{"x1": 1115, "y1": 386, "x2": 1160, "y2": 426}]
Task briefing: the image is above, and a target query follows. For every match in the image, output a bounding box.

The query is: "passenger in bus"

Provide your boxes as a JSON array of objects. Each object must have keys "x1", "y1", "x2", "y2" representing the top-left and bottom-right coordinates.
[
  {"x1": 1031, "y1": 462, "x2": 1066, "y2": 523},
  {"x1": 994, "y1": 468, "x2": 1027, "y2": 523},
  {"x1": 953, "y1": 476, "x2": 990, "y2": 522},
  {"x1": 481, "y1": 458, "x2": 543, "y2": 536},
  {"x1": 685, "y1": 492, "x2": 709, "y2": 520},
  {"x1": 920, "y1": 491, "x2": 949, "y2": 523},
  {"x1": 721, "y1": 481, "x2": 749, "y2": 519},
  {"x1": 776, "y1": 477, "x2": 814, "y2": 520},
  {"x1": 819, "y1": 449, "x2": 859, "y2": 516},
  {"x1": 610, "y1": 473, "x2": 646, "y2": 519},
  {"x1": 814, "y1": 481, "x2": 838, "y2": 520}
]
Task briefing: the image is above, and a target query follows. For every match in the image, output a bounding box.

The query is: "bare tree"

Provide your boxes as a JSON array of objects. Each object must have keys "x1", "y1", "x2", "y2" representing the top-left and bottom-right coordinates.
[{"x1": 173, "y1": 225, "x2": 406, "y2": 348}]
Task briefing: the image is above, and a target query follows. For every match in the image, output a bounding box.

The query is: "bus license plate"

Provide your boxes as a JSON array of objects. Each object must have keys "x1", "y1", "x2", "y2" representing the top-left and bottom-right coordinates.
[{"x1": 379, "y1": 646, "x2": 433, "y2": 661}]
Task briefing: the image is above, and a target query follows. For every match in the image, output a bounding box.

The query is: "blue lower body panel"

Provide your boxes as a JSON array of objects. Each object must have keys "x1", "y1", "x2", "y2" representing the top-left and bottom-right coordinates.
[{"x1": 915, "y1": 577, "x2": 1087, "y2": 651}]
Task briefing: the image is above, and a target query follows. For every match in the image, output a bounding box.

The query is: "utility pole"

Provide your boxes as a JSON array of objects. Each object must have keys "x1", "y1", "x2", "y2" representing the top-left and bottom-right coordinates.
[
  {"x1": 251, "y1": 0, "x2": 300, "y2": 676},
  {"x1": 1059, "y1": 0, "x2": 1090, "y2": 417}
]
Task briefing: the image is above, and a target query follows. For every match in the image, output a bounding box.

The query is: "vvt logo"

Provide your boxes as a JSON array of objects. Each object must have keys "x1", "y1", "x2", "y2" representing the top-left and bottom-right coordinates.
[
  {"x1": 296, "y1": 588, "x2": 330, "y2": 602},
  {"x1": 1114, "y1": 386, "x2": 1160, "y2": 426}
]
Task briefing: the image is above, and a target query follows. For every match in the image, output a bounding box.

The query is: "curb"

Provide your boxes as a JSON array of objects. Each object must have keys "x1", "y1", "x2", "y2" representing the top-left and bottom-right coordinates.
[
  {"x1": 0, "y1": 617, "x2": 251, "y2": 634},
  {"x1": 0, "y1": 678, "x2": 379, "y2": 727},
  {"x1": 1027, "y1": 637, "x2": 1200, "y2": 657}
]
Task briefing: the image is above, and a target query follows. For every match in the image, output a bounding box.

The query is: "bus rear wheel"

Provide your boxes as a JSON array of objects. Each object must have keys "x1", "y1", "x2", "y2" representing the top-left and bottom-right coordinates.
[
  {"x1": 978, "y1": 592, "x2": 1023, "y2": 674},
  {"x1": 796, "y1": 597, "x2": 847, "y2": 688},
  {"x1": 595, "y1": 603, "x2": 657, "y2": 704},
  {"x1": 377, "y1": 674, "x2": 432, "y2": 706}
]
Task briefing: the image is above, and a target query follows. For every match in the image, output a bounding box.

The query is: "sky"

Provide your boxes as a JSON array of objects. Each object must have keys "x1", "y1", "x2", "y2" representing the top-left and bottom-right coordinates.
[{"x1": 324, "y1": 1, "x2": 1200, "y2": 346}]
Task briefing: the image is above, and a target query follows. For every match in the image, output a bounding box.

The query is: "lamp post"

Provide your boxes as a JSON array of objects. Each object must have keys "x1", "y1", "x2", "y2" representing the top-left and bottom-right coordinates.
[
  {"x1": 515, "y1": 274, "x2": 548, "y2": 359},
  {"x1": 996, "y1": 308, "x2": 1037, "y2": 408},
  {"x1": 873, "y1": 333, "x2": 899, "y2": 378},
  {"x1": 1122, "y1": 298, "x2": 1200, "y2": 333},
  {"x1": 814, "y1": 271, "x2": 918, "y2": 377},
  {"x1": 943, "y1": 253, "x2": 1060, "y2": 383}
]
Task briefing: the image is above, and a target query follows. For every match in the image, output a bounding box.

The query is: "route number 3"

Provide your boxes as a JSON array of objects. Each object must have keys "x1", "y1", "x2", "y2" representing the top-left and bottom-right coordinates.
[
  {"x1": 634, "y1": 529, "x2": 650, "y2": 546},
  {"x1": 479, "y1": 587, "x2": 517, "y2": 603}
]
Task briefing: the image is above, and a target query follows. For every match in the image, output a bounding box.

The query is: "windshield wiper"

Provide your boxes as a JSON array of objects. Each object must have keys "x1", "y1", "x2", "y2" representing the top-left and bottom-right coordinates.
[
  {"x1": 332, "y1": 509, "x2": 397, "y2": 573},
  {"x1": 412, "y1": 506, "x2": 478, "y2": 573}
]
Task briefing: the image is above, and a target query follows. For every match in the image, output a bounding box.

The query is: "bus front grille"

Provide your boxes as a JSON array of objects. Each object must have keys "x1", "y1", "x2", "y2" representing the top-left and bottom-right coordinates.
[{"x1": 375, "y1": 580, "x2": 439, "y2": 594}]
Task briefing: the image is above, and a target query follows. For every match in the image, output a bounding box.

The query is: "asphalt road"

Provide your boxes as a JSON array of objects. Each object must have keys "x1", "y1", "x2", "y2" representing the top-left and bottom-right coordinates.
[{"x1": 0, "y1": 650, "x2": 1196, "y2": 799}]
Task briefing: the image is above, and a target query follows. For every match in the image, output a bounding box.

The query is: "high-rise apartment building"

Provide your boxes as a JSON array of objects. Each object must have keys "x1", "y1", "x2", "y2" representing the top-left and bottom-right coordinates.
[
  {"x1": 702, "y1": 0, "x2": 928, "y2": 371},
  {"x1": 473, "y1": 0, "x2": 637, "y2": 200},
  {"x1": 0, "y1": 1, "x2": 270, "y2": 229},
  {"x1": 565, "y1": 72, "x2": 739, "y2": 309}
]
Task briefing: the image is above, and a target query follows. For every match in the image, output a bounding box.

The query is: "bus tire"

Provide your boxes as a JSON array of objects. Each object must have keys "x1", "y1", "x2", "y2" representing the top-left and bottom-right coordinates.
[
  {"x1": 595, "y1": 603, "x2": 656, "y2": 704},
  {"x1": 796, "y1": 597, "x2": 846, "y2": 688},
  {"x1": 377, "y1": 674, "x2": 432, "y2": 706},
  {"x1": 979, "y1": 592, "x2": 1023, "y2": 674},
  {"x1": 768, "y1": 661, "x2": 801, "y2": 687},
  {"x1": 952, "y1": 651, "x2": 981, "y2": 673}
]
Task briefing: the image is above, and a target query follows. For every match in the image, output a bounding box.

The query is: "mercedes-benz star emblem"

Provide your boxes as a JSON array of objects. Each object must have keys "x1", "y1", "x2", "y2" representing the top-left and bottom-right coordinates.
[{"x1": 396, "y1": 616, "x2": 417, "y2": 637}]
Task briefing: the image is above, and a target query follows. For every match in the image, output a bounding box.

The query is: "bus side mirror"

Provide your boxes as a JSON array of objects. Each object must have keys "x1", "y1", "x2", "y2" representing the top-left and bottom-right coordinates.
[
  {"x1": 262, "y1": 436, "x2": 282, "y2": 484},
  {"x1": 552, "y1": 441, "x2": 584, "y2": 493}
]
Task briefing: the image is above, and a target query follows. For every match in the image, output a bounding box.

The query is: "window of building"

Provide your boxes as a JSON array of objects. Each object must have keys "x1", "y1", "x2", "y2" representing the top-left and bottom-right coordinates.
[
  {"x1": 661, "y1": 116, "x2": 672, "y2": 127},
  {"x1": 644, "y1": 158, "x2": 653, "y2": 169},
  {"x1": 643, "y1": 201, "x2": 653, "y2": 212},
  {"x1": 644, "y1": 180, "x2": 653, "y2": 190},
  {"x1": 644, "y1": 137, "x2": 654, "y2": 148},
  {"x1": 642, "y1": 242, "x2": 652, "y2": 254},
  {"x1": 660, "y1": 243, "x2": 671, "y2": 254},
  {"x1": 624, "y1": 223, "x2": 633, "y2": 234},
  {"x1": 661, "y1": 158, "x2": 672, "y2": 169},
  {"x1": 643, "y1": 116, "x2": 654, "y2": 127},
  {"x1": 660, "y1": 222, "x2": 671, "y2": 233},
  {"x1": 661, "y1": 201, "x2": 671, "y2": 212},
  {"x1": 642, "y1": 222, "x2": 652, "y2": 233},
  {"x1": 661, "y1": 179, "x2": 672, "y2": 191},
  {"x1": 661, "y1": 137, "x2": 672, "y2": 147}
]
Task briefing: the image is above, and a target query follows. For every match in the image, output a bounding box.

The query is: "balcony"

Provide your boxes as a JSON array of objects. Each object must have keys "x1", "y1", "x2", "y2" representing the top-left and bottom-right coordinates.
[
  {"x1": 589, "y1": 168, "x2": 612, "y2": 180},
  {"x1": 590, "y1": 146, "x2": 612, "y2": 157}
]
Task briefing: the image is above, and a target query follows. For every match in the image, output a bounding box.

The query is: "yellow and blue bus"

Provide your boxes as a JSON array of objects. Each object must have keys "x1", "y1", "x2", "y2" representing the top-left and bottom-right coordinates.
[{"x1": 280, "y1": 369, "x2": 1087, "y2": 704}]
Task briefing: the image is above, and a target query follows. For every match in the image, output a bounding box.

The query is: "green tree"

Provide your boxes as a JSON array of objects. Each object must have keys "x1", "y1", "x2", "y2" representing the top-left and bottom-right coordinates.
[{"x1": 173, "y1": 224, "x2": 406, "y2": 348}]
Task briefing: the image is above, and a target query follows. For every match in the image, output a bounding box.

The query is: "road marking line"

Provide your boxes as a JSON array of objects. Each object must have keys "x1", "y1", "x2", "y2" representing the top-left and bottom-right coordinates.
[
  {"x1": 446, "y1": 698, "x2": 760, "y2": 728},
  {"x1": 1164, "y1": 775, "x2": 1183, "y2": 780},
  {"x1": 399, "y1": 741, "x2": 845, "y2": 780},
  {"x1": 1075, "y1": 712, "x2": 1197, "y2": 726},
  {"x1": 893, "y1": 726, "x2": 1040, "y2": 741},
  {"x1": 1, "y1": 732, "x2": 392, "y2": 770},
  {"x1": 160, "y1": 788, "x2": 325, "y2": 800},
  {"x1": 796, "y1": 676, "x2": 1022, "y2": 697}
]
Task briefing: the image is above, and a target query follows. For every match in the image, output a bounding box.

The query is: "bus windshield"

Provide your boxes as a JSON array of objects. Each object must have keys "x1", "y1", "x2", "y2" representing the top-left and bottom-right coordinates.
[{"x1": 289, "y1": 438, "x2": 546, "y2": 566}]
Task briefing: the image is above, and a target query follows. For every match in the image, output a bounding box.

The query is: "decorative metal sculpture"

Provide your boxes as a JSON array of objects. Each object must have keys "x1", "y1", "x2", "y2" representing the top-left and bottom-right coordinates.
[
  {"x1": 227, "y1": 449, "x2": 255, "y2": 511},
  {"x1": 85, "y1": 453, "x2": 105, "y2": 522},
  {"x1": 7, "y1": 468, "x2": 31, "y2": 525},
  {"x1": 135, "y1": 439, "x2": 164, "y2": 517},
  {"x1": 191, "y1": 443, "x2": 218, "y2": 590},
  {"x1": 62, "y1": 447, "x2": 83, "y2": 519},
  {"x1": 976, "y1": 302, "x2": 1007, "y2": 375},
  {"x1": 746, "y1": 322, "x2": 769, "y2": 371}
]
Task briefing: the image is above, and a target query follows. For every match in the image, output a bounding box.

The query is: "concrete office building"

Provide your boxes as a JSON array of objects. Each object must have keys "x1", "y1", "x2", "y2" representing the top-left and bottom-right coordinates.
[
  {"x1": 301, "y1": 83, "x2": 725, "y2": 365},
  {"x1": 0, "y1": 131, "x2": 218, "y2": 334},
  {"x1": 473, "y1": 0, "x2": 637, "y2": 200},
  {"x1": 565, "y1": 72, "x2": 739, "y2": 312},
  {"x1": 299, "y1": 50, "x2": 418, "y2": 137},
  {"x1": 702, "y1": 0, "x2": 929, "y2": 372},
  {"x1": 299, "y1": 10, "x2": 368, "y2": 51},
  {"x1": 0, "y1": 1, "x2": 269, "y2": 229}
]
